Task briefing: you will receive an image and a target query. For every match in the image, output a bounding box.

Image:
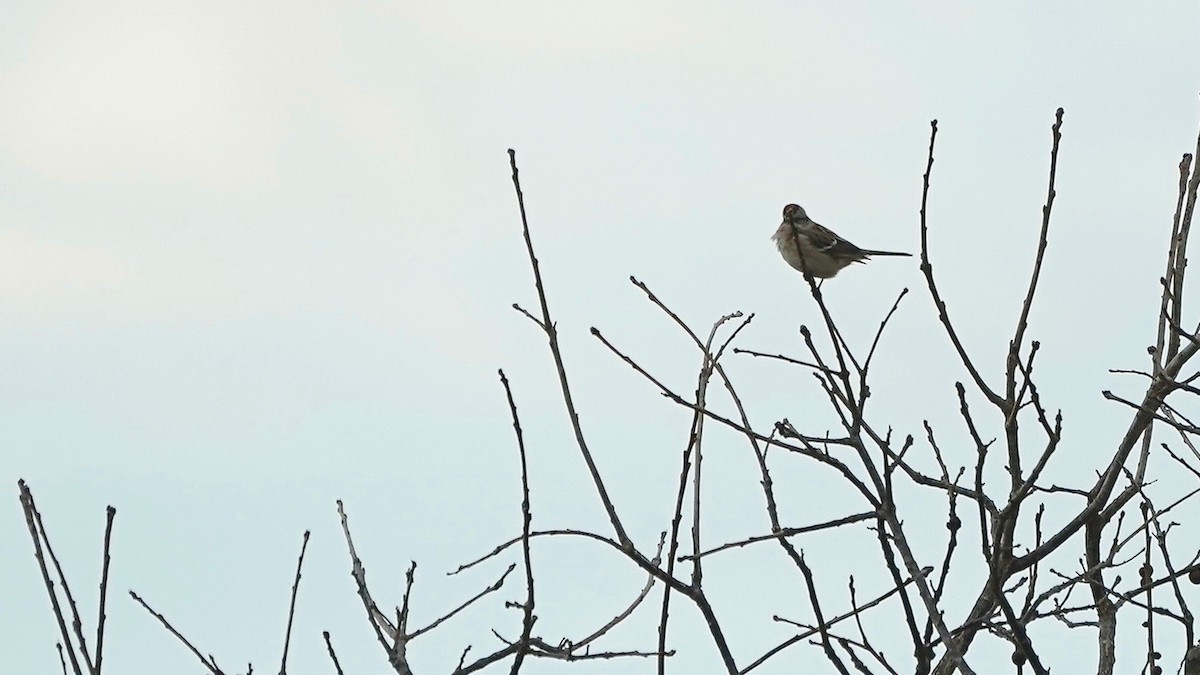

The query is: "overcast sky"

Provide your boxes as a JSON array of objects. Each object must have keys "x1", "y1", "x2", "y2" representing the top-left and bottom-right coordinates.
[{"x1": 4, "y1": 2, "x2": 1200, "y2": 673}]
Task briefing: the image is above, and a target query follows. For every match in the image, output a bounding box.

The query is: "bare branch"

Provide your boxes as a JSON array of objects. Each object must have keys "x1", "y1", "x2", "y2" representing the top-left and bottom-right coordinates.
[
  {"x1": 278, "y1": 530, "x2": 311, "y2": 675},
  {"x1": 918, "y1": 120, "x2": 1003, "y2": 407},
  {"x1": 508, "y1": 149, "x2": 630, "y2": 548},
  {"x1": 498, "y1": 368, "x2": 537, "y2": 673},
  {"x1": 18, "y1": 480, "x2": 84, "y2": 675},
  {"x1": 743, "y1": 567, "x2": 933, "y2": 674},
  {"x1": 335, "y1": 500, "x2": 393, "y2": 660},
  {"x1": 129, "y1": 590, "x2": 225, "y2": 675},
  {"x1": 322, "y1": 632, "x2": 345, "y2": 675},
  {"x1": 681, "y1": 512, "x2": 875, "y2": 561},
  {"x1": 95, "y1": 506, "x2": 116, "y2": 675}
]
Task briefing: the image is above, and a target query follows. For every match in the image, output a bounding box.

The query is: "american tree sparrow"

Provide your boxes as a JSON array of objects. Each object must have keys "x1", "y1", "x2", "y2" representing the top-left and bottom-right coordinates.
[{"x1": 772, "y1": 203, "x2": 910, "y2": 279}]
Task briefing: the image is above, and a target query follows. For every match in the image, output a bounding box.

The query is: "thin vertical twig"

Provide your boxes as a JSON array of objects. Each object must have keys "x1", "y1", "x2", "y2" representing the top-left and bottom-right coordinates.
[
  {"x1": 1002, "y1": 107, "x2": 1065, "y2": 498},
  {"x1": 18, "y1": 481, "x2": 84, "y2": 675},
  {"x1": 1010, "y1": 108, "x2": 1064, "y2": 380},
  {"x1": 1154, "y1": 154, "x2": 1192, "y2": 372},
  {"x1": 322, "y1": 632, "x2": 345, "y2": 675},
  {"x1": 30, "y1": 499, "x2": 97, "y2": 675},
  {"x1": 389, "y1": 562, "x2": 416, "y2": 669},
  {"x1": 688, "y1": 316, "x2": 736, "y2": 590},
  {"x1": 1167, "y1": 125, "x2": 1200, "y2": 361},
  {"x1": 336, "y1": 500, "x2": 393, "y2": 658},
  {"x1": 1142, "y1": 501, "x2": 1157, "y2": 675},
  {"x1": 656, "y1": 312, "x2": 737, "y2": 673},
  {"x1": 95, "y1": 506, "x2": 116, "y2": 675},
  {"x1": 918, "y1": 121, "x2": 1003, "y2": 408},
  {"x1": 278, "y1": 530, "x2": 312, "y2": 675},
  {"x1": 507, "y1": 149, "x2": 631, "y2": 548},
  {"x1": 498, "y1": 369, "x2": 537, "y2": 674},
  {"x1": 659, "y1": 420, "x2": 696, "y2": 675}
]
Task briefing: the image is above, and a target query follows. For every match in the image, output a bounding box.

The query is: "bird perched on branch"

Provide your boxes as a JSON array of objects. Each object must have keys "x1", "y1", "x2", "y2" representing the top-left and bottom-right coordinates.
[{"x1": 772, "y1": 203, "x2": 910, "y2": 279}]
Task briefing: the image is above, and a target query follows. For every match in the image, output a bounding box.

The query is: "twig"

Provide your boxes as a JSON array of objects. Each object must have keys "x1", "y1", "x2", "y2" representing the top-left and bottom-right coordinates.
[
  {"x1": 742, "y1": 567, "x2": 931, "y2": 673},
  {"x1": 29, "y1": 498, "x2": 97, "y2": 675},
  {"x1": 573, "y1": 533, "x2": 666, "y2": 652},
  {"x1": 1009, "y1": 108, "x2": 1064, "y2": 405},
  {"x1": 681, "y1": 512, "x2": 875, "y2": 561},
  {"x1": 732, "y1": 347, "x2": 829, "y2": 373},
  {"x1": 336, "y1": 500, "x2": 393, "y2": 659},
  {"x1": 917, "y1": 120, "x2": 1002, "y2": 408},
  {"x1": 863, "y1": 288, "x2": 909, "y2": 372},
  {"x1": 451, "y1": 529, "x2": 626, "y2": 576},
  {"x1": 278, "y1": 530, "x2": 311, "y2": 675},
  {"x1": 322, "y1": 632, "x2": 345, "y2": 675},
  {"x1": 95, "y1": 506, "x2": 116, "y2": 675},
  {"x1": 498, "y1": 369, "x2": 537, "y2": 673},
  {"x1": 521, "y1": 638, "x2": 672, "y2": 662},
  {"x1": 508, "y1": 149, "x2": 630, "y2": 547},
  {"x1": 411, "y1": 564, "x2": 515, "y2": 640},
  {"x1": 129, "y1": 590, "x2": 224, "y2": 675},
  {"x1": 1166, "y1": 128, "x2": 1200, "y2": 362},
  {"x1": 18, "y1": 480, "x2": 84, "y2": 675}
]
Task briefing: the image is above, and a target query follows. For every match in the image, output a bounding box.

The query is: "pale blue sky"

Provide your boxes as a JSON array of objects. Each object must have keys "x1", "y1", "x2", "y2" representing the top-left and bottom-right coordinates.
[{"x1": 3, "y1": 2, "x2": 1200, "y2": 673}]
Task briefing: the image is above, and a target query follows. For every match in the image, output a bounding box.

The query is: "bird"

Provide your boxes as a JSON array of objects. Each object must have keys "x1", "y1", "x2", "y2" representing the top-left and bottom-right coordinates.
[{"x1": 772, "y1": 203, "x2": 911, "y2": 279}]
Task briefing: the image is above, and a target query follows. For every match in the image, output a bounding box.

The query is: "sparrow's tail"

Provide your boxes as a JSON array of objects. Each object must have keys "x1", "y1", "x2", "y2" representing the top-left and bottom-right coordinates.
[{"x1": 861, "y1": 250, "x2": 912, "y2": 257}]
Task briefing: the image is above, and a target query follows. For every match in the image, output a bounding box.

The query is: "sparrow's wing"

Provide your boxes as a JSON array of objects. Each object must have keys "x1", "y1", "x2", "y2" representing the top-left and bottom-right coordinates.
[{"x1": 807, "y1": 221, "x2": 867, "y2": 257}]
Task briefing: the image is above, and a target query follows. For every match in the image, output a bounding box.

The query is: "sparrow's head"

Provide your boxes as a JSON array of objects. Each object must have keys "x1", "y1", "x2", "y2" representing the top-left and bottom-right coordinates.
[{"x1": 782, "y1": 203, "x2": 807, "y2": 223}]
